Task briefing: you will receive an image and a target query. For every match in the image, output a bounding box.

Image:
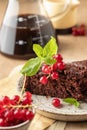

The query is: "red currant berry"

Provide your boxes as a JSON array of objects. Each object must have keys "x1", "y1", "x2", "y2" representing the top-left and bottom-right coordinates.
[
  {"x1": 51, "y1": 72, "x2": 59, "y2": 80},
  {"x1": 22, "y1": 96, "x2": 32, "y2": 105},
  {"x1": 52, "y1": 62, "x2": 58, "y2": 71},
  {"x1": 53, "y1": 54, "x2": 63, "y2": 62},
  {"x1": 72, "y1": 30, "x2": 78, "y2": 36},
  {"x1": 52, "y1": 98, "x2": 60, "y2": 107},
  {"x1": 23, "y1": 92, "x2": 32, "y2": 99},
  {"x1": 80, "y1": 24, "x2": 85, "y2": 28},
  {"x1": 13, "y1": 108, "x2": 22, "y2": 120},
  {"x1": 11, "y1": 95, "x2": 20, "y2": 103},
  {"x1": 0, "y1": 100, "x2": 4, "y2": 106},
  {"x1": 79, "y1": 27, "x2": 85, "y2": 36},
  {"x1": 40, "y1": 76, "x2": 48, "y2": 85},
  {"x1": 76, "y1": 28, "x2": 80, "y2": 35},
  {"x1": 72, "y1": 26, "x2": 77, "y2": 32},
  {"x1": 19, "y1": 109, "x2": 27, "y2": 121},
  {"x1": 2, "y1": 96, "x2": 11, "y2": 105},
  {"x1": 42, "y1": 65, "x2": 51, "y2": 74},
  {"x1": 72, "y1": 27, "x2": 78, "y2": 36},
  {"x1": 4, "y1": 108, "x2": 14, "y2": 121},
  {"x1": 26, "y1": 110, "x2": 34, "y2": 120},
  {"x1": 0, "y1": 105, "x2": 4, "y2": 114},
  {"x1": 0, "y1": 118, "x2": 5, "y2": 126},
  {"x1": 57, "y1": 62, "x2": 65, "y2": 70}
]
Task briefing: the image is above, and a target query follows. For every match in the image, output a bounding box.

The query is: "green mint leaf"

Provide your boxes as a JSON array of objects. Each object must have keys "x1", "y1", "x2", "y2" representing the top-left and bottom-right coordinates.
[
  {"x1": 44, "y1": 56, "x2": 56, "y2": 65},
  {"x1": 63, "y1": 98, "x2": 80, "y2": 108},
  {"x1": 21, "y1": 57, "x2": 41, "y2": 76},
  {"x1": 43, "y1": 37, "x2": 58, "y2": 57},
  {"x1": 33, "y1": 44, "x2": 43, "y2": 58},
  {"x1": 74, "y1": 101, "x2": 80, "y2": 108}
]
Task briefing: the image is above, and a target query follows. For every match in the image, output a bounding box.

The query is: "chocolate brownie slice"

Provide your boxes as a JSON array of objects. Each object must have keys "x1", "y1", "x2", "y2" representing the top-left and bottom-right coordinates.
[{"x1": 19, "y1": 60, "x2": 87, "y2": 101}]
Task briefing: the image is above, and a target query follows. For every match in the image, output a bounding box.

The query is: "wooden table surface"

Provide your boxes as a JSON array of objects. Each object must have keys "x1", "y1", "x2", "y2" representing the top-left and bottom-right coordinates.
[{"x1": 0, "y1": 0, "x2": 87, "y2": 130}]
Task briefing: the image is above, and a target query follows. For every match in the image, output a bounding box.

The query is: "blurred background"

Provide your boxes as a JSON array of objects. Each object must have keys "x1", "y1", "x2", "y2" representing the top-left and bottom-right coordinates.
[{"x1": 0, "y1": 0, "x2": 87, "y2": 79}]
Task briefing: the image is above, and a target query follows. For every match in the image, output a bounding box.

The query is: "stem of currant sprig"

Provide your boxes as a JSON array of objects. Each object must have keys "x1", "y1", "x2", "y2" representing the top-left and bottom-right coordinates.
[
  {"x1": 17, "y1": 75, "x2": 26, "y2": 105},
  {"x1": 4, "y1": 104, "x2": 35, "y2": 109},
  {"x1": 20, "y1": 74, "x2": 26, "y2": 96}
]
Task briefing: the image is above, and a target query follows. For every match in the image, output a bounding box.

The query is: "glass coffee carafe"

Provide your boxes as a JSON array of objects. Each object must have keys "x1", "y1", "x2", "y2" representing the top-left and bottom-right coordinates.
[{"x1": 0, "y1": 0, "x2": 57, "y2": 59}]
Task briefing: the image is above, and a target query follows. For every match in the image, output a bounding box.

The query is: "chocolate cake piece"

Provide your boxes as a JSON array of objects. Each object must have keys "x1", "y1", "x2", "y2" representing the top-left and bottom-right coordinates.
[{"x1": 19, "y1": 60, "x2": 87, "y2": 101}]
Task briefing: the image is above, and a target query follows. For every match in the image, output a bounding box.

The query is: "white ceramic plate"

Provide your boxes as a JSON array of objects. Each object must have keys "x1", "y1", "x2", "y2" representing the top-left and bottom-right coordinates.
[
  {"x1": 32, "y1": 95, "x2": 87, "y2": 121},
  {"x1": 15, "y1": 65, "x2": 87, "y2": 121}
]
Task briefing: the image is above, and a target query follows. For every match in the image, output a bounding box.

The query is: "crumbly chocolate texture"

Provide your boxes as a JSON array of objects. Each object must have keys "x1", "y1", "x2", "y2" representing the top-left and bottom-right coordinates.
[{"x1": 21, "y1": 60, "x2": 87, "y2": 101}]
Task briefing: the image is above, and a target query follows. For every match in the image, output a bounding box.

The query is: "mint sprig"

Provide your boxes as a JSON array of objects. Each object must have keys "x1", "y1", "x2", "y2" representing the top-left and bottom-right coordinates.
[
  {"x1": 21, "y1": 37, "x2": 58, "y2": 76},
  {"x1": 63, "y1": 98, "x2": 80, "y2": 108}
]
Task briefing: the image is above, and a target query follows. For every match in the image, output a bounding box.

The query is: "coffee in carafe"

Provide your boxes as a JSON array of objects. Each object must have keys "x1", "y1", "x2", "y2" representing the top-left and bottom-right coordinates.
[{"x1": 0, "y1": 0, "x2": 57, "y2": 59}]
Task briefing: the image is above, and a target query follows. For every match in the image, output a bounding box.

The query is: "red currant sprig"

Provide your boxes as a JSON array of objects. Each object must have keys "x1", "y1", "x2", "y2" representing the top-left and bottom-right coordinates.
[
  {"x1": 40, "y1": 54, "x2": 65, "y2": 85},
  {"x1": 0, "y1": 92, "x2": 35, "y2": 127},
  {"x1": 72, "y1": 24, "x2": 86, "y2": 36}
]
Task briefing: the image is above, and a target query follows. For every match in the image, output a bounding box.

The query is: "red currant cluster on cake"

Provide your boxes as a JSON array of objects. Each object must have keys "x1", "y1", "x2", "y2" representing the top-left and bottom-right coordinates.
[
  {"x1": 72, "y1": 24, "x2": 86, "y2": 36},
  {"x1": 0, "y1": 92, "x2": 34, "y2": 127},
  {"x1": 40, "y1": 54, "x2": 65, "y2": 85}
]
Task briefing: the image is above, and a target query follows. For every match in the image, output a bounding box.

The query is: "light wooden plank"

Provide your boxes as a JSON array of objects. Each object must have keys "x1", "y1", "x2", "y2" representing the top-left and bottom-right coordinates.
[
  {"x1": 46, "y1": 121, "x2": 66, "y2": 130},
  {"x1": 65, "y1": 122, "x2": 87, "y2": 130},
  {"x1": 29, "y1": 114, "x2": 55, "y2": 130}
]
